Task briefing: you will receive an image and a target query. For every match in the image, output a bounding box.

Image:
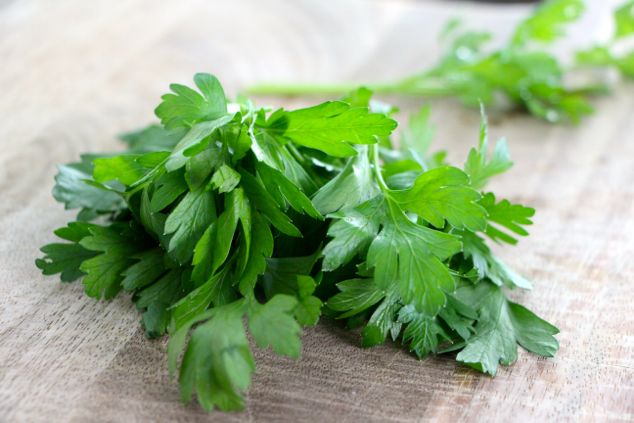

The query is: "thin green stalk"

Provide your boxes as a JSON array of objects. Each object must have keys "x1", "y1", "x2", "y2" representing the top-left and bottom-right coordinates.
[
  {"x1": 247, "y1": 81, "x2": 361, "y2": 96},
  {"x1": 247, "y1": 75, "x2": 453, "y2": 97},
  {"x1": 370, "y1": 144, "x2": 390, "y2": 193}
]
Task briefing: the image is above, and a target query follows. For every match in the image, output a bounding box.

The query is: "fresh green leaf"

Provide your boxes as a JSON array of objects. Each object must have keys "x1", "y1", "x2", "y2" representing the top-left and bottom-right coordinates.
[
  {"x1": 210, "y1": 164, "x2": 241, "y2": 193},
  {"x1": 249, "y1": 294, "x2": 302, "y2": 358},
  {"x1": 391, "y1": 166, "x2": 487, "y2": 231},
  {"x1": 79, "y1": 223, "x2": 145, "y2": 299},
  {"x1": 164, "y1": 187, "x2": 217, "y2": 264},
  {"x1": 119, "y1": 124, "x2": 187, "y2": 153},
  {"x1": 460, "y1": 230, "x2": 532, "y2": 289},
  {"x1": 615, "y1": 1, "x2": 634, "y2": 39},
  {"x1": 321, "y1": 198, "x2": 381, "y2": 271},
  {"x1": 294, "y1": 275, "x2": 322, "y2": 326},
  {"x1": 237, "y1": 211, "x2": 273, "y2": 296},
  {"x1": 368, "y1": 205, "x2": 461, "y2": 315},
  {"x1": 93, "y1": 152, "x2": 168, "y2": 186},
  {"x1": 212, "y1": 188, "x2": 250, "y2": 273},
  {"x1": 121, "y1": 248, "x2": 166, "y2": 291},
  {"x1": 165, "y1": 114, "x2": 233, "y2": 171},
  {"x1": 480, "y1": 192, "x2": 534, "y2": 245},
  {"x1": 256, "y1": 162, "x2": 322, "y2": 220},
  {"x1": 455, "y1": 282, "x2": 559, "y2": 375},
  {"x1": 171, "y1": 267, "x2": 235, "y2": 331},
  {"x1": 311, "y1": 145, "x2": 379, "y2": 214},
  {"x1": 135, "y1": 269, "x2": 183, "y2": 337},
  {"x1": 327, "y1": 278, "x2": 385, "y2": 318},
  {"x1": 177, "y1": 301, "x2": 254, "y2": 411},
  {"x1": 150, "y1": 171, "x2": 188, "y2": 212},
  {"x1": 155, "y1": 73, "x2": 228, "y2": 129},
  {"x1": 36, "y1": 241, "x2": 97, "y2": 282},
  {"x1": 512, "y1": 0, "x2": 585, "y2": 46},
  {"x1": 249, "y1": 131, "x2": 319, "y2": 194},
  {"x1": 398, "y1": 305, "x2": 449, "y2": 358},
  {"x1": 53, "y1": 160, "x2": 123, "y2": 216},
  {"x1": 401, "y1": 105, "x2": 435, "y2": 166},
  {"x1": 185, "y1": 143, "x2": 222, "y2": 189},
  {"x1": 267, "y1": 101, "x2": 397, "y2": 157},
  {"x1": 464, "y1": 109, "x2": 513, "y2": 190},
  {"x1": 239, "y1": 170, "x2": 301, "y2": 237},
  {"x1": 362, "y1": 287, "x2": 402, "y2": 346}
]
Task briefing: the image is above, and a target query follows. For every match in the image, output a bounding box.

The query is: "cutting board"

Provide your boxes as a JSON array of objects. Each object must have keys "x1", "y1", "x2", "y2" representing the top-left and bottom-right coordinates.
[{"x1": 1, "y1": 0, "x2": 632, "y2": 421}]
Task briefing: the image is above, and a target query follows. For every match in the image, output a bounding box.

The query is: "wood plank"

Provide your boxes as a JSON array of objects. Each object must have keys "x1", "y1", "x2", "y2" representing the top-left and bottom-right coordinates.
[{"x1": 0, "y1": 0, "x2": 632, "y2": 421}]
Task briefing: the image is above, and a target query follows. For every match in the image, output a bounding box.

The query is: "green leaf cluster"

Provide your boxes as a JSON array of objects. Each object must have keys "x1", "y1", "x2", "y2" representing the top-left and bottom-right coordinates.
[{"x1": 37, "y1": 74, "x2": 557, "y2": 411}]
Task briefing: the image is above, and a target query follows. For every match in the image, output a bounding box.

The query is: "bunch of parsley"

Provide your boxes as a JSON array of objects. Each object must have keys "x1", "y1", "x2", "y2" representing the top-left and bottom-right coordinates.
[
  {"x1": 249, "y1": 0, "x2": 634, "y2": 123},
  {"x1": 37, "y1": 74, "x2": 558, "y2": 412}
]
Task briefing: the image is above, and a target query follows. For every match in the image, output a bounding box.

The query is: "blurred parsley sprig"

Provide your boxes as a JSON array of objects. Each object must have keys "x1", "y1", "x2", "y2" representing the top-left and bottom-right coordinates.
[{"x1": 248, "y1": 0, "x2": 634, "y2": 123}]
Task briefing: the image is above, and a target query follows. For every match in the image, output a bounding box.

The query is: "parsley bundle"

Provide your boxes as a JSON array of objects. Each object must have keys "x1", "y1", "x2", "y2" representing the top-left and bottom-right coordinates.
[
  {"x1": 249, "y1": 0, "x2": 634, "y2": 123},
  {"x1": 37, "y1": 74, "x2": 558, "y2": 412}
]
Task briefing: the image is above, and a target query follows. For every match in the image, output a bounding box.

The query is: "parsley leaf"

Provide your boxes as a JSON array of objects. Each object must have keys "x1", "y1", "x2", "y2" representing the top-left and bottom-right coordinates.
[
  {"x1": 248, "y1": 294, "x2": 302, "y2": 358},
  {"x1": 210, "y1": 164, "x2": 241, "y2": 193},
  {"x1": 155, "y1": 73, "x2": 228, "y2": 129},
  {"x1": 321, "y1": 200, "x2": 380, "y2": 271},
  {"x1": 79, "y1": 223, "x2": 147, "y2": 299},
  {"x1": 576, "y1": 2, "x2": 634, "y2": 79},
  {"x1": 460, "y1": 230, "x2": 532, "y2": 289},
  {"x1": 35, "y1": 223, "x2": 97, "y2": 282},
  {"x1": 165, "y1": 114, "x2": 234, "y2": 171},
  {"x1": 327, "y1": 278, "x2": 385, "y2": 318},
  {"x1": 293, "y1": 275, "x2": 323, "y2": 326},
  {"x1": 480, "y1": 192, "x2": 535, "y2": 245},
  {"x1": 455, "y1": 282, "x2": 559, "y2": 375},
  {"x1": 511, "y1": 0, "x2": 585, "y2": 46},
  {"x1": 398, "y1": 305, "x2": 450, "y2": 358},
  {"x1": 52, "y1": 157, "x2": 123, "y2": 218},
  {"x1": 256, "y1": 162, "x2": 322, "y2": 220},
  {"x1": 311, "y1": 145, "x2": 379, "y2": 214},
  {"x1": 368, "y1": 204, "x2": 461, "y2": 315},
  {"x1": 615, "y1": 1, "x2": 634, "y2": 39},
  {"x1": 121, "y1": 248, "x2": 166, "y2": 291},
  {"x1": 267, "y1": 101, "x2": 397, "y2": 156},
  {"x1": 93, "y1": 152, "x2": 168, "y2": 186},
  {"x1": 164, "y1": 187, "x2": 217, "y2": 264},
  {"x1": 237, "y1": 211, "x2": 274, "y2": 296},
  {"x1": 118, "y1": 124, "x2": 186, "y2": 153},
  {"x1": 390, "y1": 166, "x2": 487, "y2": 231},
  {"x1": 464, "y1": 109, "x2": 512, "y2": 190},
  {"x1": 149, "y1": 171, "x2": 188, "y2": 212},
  {"x1": 177, "y1": 301, "x2": 255, "y2": 411}
]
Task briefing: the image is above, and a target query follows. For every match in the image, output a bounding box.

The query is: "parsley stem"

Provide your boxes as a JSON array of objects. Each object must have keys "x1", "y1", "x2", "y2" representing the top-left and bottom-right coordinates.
[
  {"x1": 247, "y1": 76, "x2": 452, "y2": 97},
  {"x1": 370, "y1": 144, "x2": 390, "y2": 193},
  {"x1": 248, "y1": 82, "x2": 361, "y2": 96}
]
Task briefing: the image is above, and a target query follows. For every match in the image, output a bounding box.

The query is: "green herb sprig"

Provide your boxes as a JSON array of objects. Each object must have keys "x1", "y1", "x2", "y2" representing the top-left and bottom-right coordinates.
[
  {"x1": 248, "y1": 0, "x2": 634, "y2": 123},
  {"x1": 37, "y1": 74, "x2": 558, "y2": 412}
]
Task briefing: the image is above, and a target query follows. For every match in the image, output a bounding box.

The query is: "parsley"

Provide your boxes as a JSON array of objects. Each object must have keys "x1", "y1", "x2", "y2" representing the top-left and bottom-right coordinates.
[
  {"x1": 576, "y1": 1, "x2": 634, "y2": 78},
  {"x1": 248, "y1": 0, "x2": 634, "y2": 123},
  {"x1": 37, "y1": 74, "x2": 558, "y2": 412}
]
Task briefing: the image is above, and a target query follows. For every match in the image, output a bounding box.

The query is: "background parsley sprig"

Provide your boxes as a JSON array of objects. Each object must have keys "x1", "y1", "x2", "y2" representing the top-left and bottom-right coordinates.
[
  {"x1": 248, "y1": 0, "x2": 634, "y2": 123},
  {"x1": 37, "y1": 73, "x2": 558, "y2": 411}
]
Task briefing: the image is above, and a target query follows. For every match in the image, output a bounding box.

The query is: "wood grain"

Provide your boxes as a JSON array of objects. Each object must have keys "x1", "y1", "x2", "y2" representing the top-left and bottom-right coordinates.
[{"x1": 1, "y1": 0, "x2": 633, "y2": 421}]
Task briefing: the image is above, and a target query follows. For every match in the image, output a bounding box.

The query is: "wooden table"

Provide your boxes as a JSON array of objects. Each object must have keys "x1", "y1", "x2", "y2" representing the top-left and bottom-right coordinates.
[{"x1": 1, "y1": 0, "x2": 633, "y2": 421}]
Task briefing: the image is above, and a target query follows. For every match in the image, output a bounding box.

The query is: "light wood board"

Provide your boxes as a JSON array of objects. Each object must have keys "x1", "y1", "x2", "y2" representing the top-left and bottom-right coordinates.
[{"x1": 1, "y1": 0, "x2": 633, "y2": 421}]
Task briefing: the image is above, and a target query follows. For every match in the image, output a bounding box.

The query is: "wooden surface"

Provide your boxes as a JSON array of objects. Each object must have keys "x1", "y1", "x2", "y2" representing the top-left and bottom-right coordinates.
[{"x1": 1, "y1": 0, "x2": 633, "y2": 421}]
